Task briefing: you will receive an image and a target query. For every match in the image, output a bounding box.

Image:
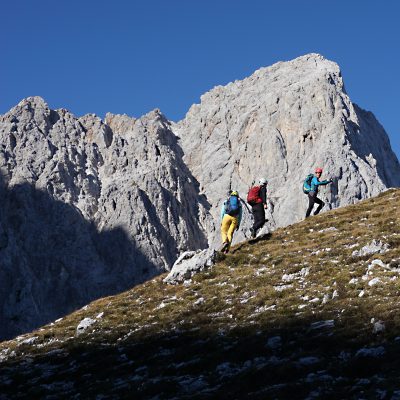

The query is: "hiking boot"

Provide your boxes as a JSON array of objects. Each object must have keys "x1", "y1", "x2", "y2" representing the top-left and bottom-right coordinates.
[
  {"x1": 220, "y1": 242, "x2": 229, "y2": 253},
  {"x1": 223, "y1": 245, "x2": 231, "y2": 254}
]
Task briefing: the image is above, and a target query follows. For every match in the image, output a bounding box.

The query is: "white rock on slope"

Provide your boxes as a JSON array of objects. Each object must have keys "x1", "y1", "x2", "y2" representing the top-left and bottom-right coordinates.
[
  {"x1": 352, "y1": 240, "x2": 389, "y2": 257},
  {"x1": 163, "y1": 249, "x2": 217, "y2": 284}
]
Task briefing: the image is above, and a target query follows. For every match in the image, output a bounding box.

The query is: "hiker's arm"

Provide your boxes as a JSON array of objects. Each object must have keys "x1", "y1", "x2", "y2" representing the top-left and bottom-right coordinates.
[
  {"x1": 313, "y1": 178, "x2": 330, "y2": 186},
  {"x1": 260, "y1": 185, "x2": 267, "y2": 205},
  {"x1": 220, "y1": 204, "x2": 225, "y2": 222},
  {"x1": 319, "y1": 179, "x2": 331, "y2": 185},
  {"x1": 237, "y1": 206, "x2": 242, "y2": 228}
]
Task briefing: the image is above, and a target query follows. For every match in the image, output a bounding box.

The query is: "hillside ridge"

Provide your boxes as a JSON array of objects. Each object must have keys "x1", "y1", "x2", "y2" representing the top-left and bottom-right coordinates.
[{"x1": 1, "y1": 189, "x2": 400, "y2": 399}]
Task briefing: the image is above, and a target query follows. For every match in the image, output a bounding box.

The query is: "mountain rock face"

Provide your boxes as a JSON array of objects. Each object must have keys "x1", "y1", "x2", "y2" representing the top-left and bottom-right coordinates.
[
  {"x1": 175, "y1": 53, "x2": 400, "y2": 246},
  {"x1": 0, "y1": 53, "x2": 399, "y2": 339},
  {"x1": 0, "y1": 98, "x2": 209, "y2": 339}
]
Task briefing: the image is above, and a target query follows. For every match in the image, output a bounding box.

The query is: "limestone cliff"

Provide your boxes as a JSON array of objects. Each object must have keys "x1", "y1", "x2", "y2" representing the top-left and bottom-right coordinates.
[{"x1": 0, "y1": 98, "x2": 209, "y2": 339}]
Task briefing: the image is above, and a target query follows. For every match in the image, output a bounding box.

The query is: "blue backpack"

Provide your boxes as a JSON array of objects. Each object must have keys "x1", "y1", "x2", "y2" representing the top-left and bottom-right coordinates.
[
  {"x1": 225, "y1": 196, "x2": 240, "y2": 216},
  {"x1": 303, "y1": 174, "x2": 314, "y2": 194}
]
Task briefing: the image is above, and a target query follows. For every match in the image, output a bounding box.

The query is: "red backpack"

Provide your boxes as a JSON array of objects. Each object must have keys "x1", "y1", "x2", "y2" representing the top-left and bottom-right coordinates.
[{"x1": 247, "y1": 186, "x2": 262, "y2": 205}]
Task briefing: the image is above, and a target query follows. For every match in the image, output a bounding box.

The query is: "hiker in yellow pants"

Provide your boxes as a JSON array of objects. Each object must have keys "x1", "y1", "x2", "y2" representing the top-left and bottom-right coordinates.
[{"x1": 220, "y1": 190, "x2": 242, "y2": 253}]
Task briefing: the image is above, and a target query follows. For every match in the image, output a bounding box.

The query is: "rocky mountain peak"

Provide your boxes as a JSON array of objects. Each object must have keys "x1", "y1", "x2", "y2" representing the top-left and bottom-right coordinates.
[{"x1": 176, "y1": 53, "x2": 400, "y2": 244}]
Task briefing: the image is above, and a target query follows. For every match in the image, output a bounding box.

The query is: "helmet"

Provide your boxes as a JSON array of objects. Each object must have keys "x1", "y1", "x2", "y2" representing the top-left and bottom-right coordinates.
[
  {"x1": 259, "y1": 177, "x2": 268, "y2": 185},
  {"x1": 230, "y1": 190, "x2": 239, "y2": 197},
  {"x1": 315, "y1": 168, "x2": 323, "y2": 173}
]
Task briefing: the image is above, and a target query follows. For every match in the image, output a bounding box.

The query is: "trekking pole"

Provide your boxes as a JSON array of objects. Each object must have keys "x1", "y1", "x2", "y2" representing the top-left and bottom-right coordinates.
[{"x1": 239, "y1": 198, "x2": 252, "y2": 214}]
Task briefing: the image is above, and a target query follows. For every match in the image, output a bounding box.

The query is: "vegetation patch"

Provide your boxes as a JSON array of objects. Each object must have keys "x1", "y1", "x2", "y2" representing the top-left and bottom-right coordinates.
[{"x1": 2, "y1": 189, "x2": 400, "y2": 399}]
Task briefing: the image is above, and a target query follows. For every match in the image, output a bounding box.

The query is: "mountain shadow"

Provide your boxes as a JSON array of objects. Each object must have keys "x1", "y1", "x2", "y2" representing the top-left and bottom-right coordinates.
[
  {"x1": 0, "y1": 173, "x2": 158, "y2": 341},
  {"x1": 2, "y1": 311, "x2": 400, "y2": 399}
]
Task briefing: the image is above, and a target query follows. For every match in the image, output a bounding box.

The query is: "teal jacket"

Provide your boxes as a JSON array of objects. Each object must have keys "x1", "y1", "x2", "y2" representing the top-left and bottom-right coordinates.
[
  {"x1": 310, "y1": 176, "x2": 331, "y2": 194},
  {"x1": 220, "y1": 200, "x2": 242, "y2": 227}
]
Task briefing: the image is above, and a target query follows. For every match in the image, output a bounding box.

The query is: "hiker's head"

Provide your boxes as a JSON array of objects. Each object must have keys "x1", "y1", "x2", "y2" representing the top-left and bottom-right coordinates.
[
  {"x1": 259, "y1": 178, "x2": 268, "y2": 186},
  {"x1": 315, "y1": 168, "x2": 323, "y2": 176},
  {"x1": 230, "y1": 190, "x2": 239, "y2": 197}
]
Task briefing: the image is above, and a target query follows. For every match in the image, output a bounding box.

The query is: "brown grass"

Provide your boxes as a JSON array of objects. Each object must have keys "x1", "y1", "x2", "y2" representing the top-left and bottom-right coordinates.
[{"x1": 2, "y1": 189, "x2": 400, "y2": 398}]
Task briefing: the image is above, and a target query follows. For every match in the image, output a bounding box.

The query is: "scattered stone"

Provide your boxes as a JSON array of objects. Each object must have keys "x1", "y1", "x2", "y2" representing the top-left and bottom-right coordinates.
[
  {"x1": 368, "y1": 278, "x2": 382, "y2": 287},
  {"x1": 372, "y1": 320, "x2": 385, "y2": 334},
  {"x1": 282, "y1": 267, "x2": 309, "y2": 283},
  {"x1": 155, "y1": 302, "x2": 167, "y2": 310},
  {"x1": 20, "y1": 336, "x2": 38, "y2": 345},
  {"x1": 355, "y1": 378, "x2": 371, "y2": 386},
  {"x1": 274, "y1": 284, "x2": 293, "y2": 292},
  {"x1": 369, "y1": 259, "x2": 386, "y2": 268},
  {"x1": 255, "y1": 266, "x2": 268, "y2": 276},
  {"x1": 300, "y1": 267, "x2": 310, "y2": 277},
  {"x1": 254, "y1": 305, "x2": 274, "y2": 313},
  {"x1": 355, "y1": 346, "x2": 385, "y2": 358},
  {"x1": 297, "y1": 356, "x2": 320, "y2": 366},
  {"x1": 310, "y1": 320, "x2": 334, "y2": 330},
  {"x1": 376, "y1": 390, "x2": 387, "y2": 400},
  {"x1": 352, "y1": 240, "x2": 389, "y2": 257},
  {"x1": 318, "y1": 227, "x2": 338, "y2": 233},
  {"x1": 76, "y1": 317, "x2": 96, "y2": 335},
  {"x1": 163, "y1": 249, "x2": 217, "y2": 284},
  {"x1": 305, "y1": 371, "x2": 333, "y2": 383},
  {"x1": 322, "y1": 294, "x2": 330, "y2": 304},
  {"x1": 194, "y1": 297, "x2": 205, "y2": 306},
  {"x1": 266, "y1": 336, "x2": 282, "y2": 350},
  {"x1": 282, "y1": 273, "x2": 296, "y2": 282}
]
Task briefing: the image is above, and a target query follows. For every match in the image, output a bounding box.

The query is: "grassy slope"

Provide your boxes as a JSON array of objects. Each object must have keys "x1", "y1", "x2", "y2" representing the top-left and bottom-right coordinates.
[{"x1": 2, "y1": 189, "x2": 400, "y2": 399}]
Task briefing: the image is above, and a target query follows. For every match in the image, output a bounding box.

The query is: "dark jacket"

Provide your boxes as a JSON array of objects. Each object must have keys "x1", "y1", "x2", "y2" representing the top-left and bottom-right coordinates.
[{"x1": 259, "y1": 184, "x2": 267, "y2": 205}]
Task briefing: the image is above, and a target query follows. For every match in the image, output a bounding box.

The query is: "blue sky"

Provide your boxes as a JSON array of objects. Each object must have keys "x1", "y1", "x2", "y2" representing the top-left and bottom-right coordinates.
[{"x1": 1, "y1": 1, "x2": 399, "y2": 158}]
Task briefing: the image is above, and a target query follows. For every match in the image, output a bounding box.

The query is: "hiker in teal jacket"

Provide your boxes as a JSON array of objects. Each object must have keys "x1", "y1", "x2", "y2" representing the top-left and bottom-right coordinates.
[{"x1": 305, "y1": 167, "x2": 333, "y2": 218}]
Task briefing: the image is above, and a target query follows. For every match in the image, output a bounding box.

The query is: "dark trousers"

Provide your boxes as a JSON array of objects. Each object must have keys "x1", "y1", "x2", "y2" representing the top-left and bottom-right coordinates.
[
  {"x1": 306, "y1": 191, "x2": 324, "y2": 218},
  {"x1": 252, "y1": 203, "x2": 265, "y2": 232}
]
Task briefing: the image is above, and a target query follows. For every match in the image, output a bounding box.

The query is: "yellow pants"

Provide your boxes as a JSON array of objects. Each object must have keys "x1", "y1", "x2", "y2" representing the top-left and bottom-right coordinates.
[{"x1": 221, "y1": 214, "x2": 238, "y2": 245}]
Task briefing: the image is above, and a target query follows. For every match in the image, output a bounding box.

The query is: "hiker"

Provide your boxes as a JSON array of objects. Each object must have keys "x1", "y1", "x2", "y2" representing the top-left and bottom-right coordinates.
[
  {"x1": 220, "y1": 190, "x2": 242, "y2": 253},
  {"x1": 304, "y1": 167, "x2": 333, "y2": 218},
  {"x1": 247, "y1": 178, "x2": 268, "y2": 238}
]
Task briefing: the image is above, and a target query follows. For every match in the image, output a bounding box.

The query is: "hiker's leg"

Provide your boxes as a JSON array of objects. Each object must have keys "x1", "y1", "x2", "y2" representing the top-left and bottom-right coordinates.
[
  {"x1": 221, "y1": 215, "x2": 230, "y2": 244},
  {"x1": 306, "y1": 192, "x2": 316, "y2": 218},
  {"x1": 252, "y1": 203, "x2": 265, "y2": 231},
  {"x1": 227, "y1": 217, "x2": 238, "y2": 243},
  {"x1": 313, "y1": 197, "x2": 325, "y2": 215}
]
